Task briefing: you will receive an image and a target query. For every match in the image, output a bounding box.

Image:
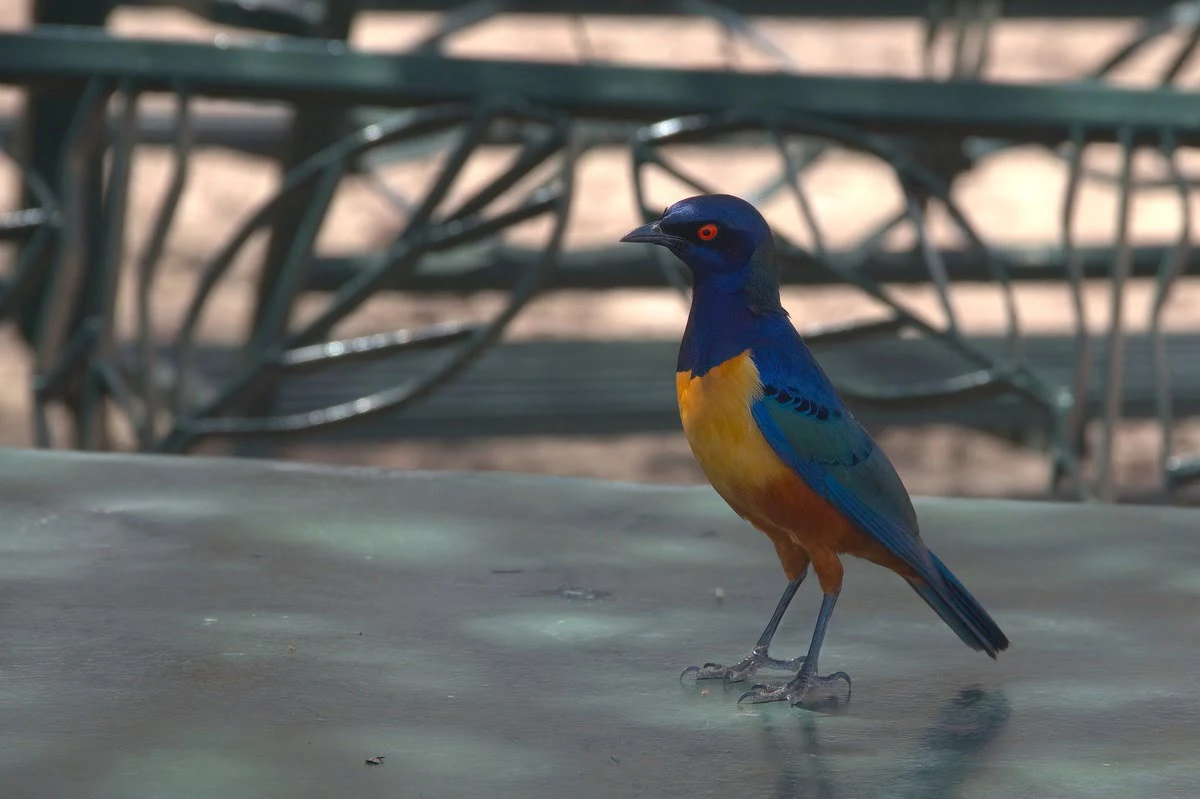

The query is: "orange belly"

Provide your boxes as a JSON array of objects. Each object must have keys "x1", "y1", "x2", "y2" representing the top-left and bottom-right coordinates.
[{"x1": 676, "y1": 351, "x2": 908, "y2": 585}]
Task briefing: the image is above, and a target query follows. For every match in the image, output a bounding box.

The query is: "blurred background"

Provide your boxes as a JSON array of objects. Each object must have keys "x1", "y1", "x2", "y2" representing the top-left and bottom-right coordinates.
[{"x1": 3, "y1": 1, "x2": 1200, "y2": 502}]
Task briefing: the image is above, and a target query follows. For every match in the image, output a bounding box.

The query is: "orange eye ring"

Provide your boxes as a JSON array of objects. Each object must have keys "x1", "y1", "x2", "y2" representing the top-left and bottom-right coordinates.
[{"x1": 697, "y1": 223, "x2": 718, "y2": 241}]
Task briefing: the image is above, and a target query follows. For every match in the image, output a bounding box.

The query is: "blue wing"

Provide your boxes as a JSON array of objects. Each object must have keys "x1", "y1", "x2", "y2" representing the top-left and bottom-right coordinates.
[
  {"x1": 748, "y1": 341, "x2": 933, "y2": 579},
  {"x1": 748, "y1": 335, "x2": 1010, "y2": 656}
]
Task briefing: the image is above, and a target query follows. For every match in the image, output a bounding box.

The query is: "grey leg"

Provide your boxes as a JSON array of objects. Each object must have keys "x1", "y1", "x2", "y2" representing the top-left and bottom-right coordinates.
[
  {"x1": 681, "y1": 569, "x2": 809, "y2": 685},
  {"x1": 737, "y1": 590, "x2": 852, "y2": 707}
]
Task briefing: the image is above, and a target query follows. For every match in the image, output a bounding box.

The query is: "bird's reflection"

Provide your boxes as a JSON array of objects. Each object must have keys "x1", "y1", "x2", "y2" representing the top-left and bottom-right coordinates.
[
  {"x1": 767, "y1": 712, "x2": 835, "y2": 799},
  {"x1": 754, "y1": 686, "x2": 1010, "y2": 799}
]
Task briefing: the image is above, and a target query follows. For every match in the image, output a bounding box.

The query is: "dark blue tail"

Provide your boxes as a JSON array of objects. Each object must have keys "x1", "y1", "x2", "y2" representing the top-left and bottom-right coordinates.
[{"x1": 909, "y1": 552, "x2": 1009, "y2": 658}]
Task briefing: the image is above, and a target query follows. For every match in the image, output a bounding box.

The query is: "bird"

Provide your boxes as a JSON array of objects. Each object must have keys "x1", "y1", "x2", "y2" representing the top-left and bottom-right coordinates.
[{"x1": 619, "y1": 194, "x2": 1009, "y2": 708}]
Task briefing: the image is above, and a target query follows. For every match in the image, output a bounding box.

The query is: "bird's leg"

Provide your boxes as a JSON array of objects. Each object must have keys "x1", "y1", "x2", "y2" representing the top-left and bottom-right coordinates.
[
  {"x1": 681, "y1": 569, "x2": 807, "y2": 685},
  {"x1": 737, "y1": 590, "x2": 851, "y2": 707}
]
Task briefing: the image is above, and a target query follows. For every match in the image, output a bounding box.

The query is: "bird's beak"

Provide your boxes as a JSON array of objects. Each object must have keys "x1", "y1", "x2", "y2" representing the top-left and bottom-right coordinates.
[{"x1": 619, "y1": 221, "x2": 679, "y2": 247}]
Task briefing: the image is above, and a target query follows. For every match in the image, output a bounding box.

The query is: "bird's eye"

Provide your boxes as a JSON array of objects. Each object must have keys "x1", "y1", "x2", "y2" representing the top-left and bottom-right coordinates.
[{"x1": 697, "y1": 223, "x2": 718, "y2": 241}]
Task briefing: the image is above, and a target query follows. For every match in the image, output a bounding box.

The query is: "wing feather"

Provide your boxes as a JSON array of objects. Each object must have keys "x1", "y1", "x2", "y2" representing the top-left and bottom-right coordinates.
[{"x1": 751, "y1": 390, "x2": 936, "y2": 582}]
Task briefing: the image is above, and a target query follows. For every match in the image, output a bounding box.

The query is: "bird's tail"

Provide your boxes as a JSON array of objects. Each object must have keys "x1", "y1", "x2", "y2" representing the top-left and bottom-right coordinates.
[{"x1": 909, "y1": 552, "x2": 1010, "y2": 659}]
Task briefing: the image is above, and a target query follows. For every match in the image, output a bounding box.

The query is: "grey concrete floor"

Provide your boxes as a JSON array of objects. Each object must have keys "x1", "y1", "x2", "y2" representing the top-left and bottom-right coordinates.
[{"x1": 1, "y1": 449, "x2": 1197, "y2": 797}]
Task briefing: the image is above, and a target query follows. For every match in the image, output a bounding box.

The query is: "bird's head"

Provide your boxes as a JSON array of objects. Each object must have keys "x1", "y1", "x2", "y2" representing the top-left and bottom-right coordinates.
[{"x1": 619, "y1": 193, "x2": 780, "y2": 308}]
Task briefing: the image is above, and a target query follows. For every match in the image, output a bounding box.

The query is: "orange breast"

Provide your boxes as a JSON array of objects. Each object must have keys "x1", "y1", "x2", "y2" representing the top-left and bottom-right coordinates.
[
  {"x1": 676, "y1": 351, "x2": 792, "y2": 505},
  {"x1": 676, "y1": 351, "x2": 902, "y2": 575}
]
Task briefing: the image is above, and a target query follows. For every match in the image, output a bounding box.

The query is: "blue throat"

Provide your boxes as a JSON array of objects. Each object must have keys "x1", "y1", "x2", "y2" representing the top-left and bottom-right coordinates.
[{"x1": 677, "y1": 272, "x2": 784, "y2": 377}]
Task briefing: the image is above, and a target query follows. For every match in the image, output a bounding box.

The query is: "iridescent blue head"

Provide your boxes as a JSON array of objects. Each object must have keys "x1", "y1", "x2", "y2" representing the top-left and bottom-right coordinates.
[{"x1": 619, "y1": 193, "x2": 782, "y2": 314}]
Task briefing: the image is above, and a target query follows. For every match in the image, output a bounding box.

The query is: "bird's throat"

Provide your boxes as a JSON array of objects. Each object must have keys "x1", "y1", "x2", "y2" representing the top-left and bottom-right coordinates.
[{"x1": 678, "y1": 282, "x2": 779, "y2": 377}]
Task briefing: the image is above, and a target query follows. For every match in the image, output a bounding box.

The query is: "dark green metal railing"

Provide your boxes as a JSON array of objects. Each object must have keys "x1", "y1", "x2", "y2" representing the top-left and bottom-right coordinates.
[{"x1": 2, "y1": 3, "x2": 1200, "y2": 501}]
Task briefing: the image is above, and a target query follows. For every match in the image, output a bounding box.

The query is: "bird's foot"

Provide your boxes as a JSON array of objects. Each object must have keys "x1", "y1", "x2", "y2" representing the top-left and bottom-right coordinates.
[
  {"x1": 736, "y1": 667, "x2": 851, "y2": 708},
  {"x1": 679, "y1": 647, "x2": 805, "y2": 685}
]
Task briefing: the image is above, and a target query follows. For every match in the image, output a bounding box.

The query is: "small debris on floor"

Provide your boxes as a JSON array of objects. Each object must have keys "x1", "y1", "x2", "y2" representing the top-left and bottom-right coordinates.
[
  {"x1": 365, "y1": 756, "x2": 385, "y2": 766},
  {"x1": 288, "y1": 643, "x2": 297, "y2": 653},
  {"x1": 537, "y1": 586, "x2": 612, "y2": 601},
  {"x1": 714, "y1": 587, "x2": 725, "y2": 604}
]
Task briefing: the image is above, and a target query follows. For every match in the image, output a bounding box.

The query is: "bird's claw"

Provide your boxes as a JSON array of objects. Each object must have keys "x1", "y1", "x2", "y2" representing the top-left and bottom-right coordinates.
[
  {"x1": 736, "y1": 670, "x2": 852, "y2": 708},
  {"x1": 679, "y1": 652, "x2": 806, "y2": 685}
]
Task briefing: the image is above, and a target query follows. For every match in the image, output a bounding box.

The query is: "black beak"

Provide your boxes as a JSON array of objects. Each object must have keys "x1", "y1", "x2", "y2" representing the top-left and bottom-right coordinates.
[{"x1": 619, "y1": 221, "x2": 681, "y2": 247}]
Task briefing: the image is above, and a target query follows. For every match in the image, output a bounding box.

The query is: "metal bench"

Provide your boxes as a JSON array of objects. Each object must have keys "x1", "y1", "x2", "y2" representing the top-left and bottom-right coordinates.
[{"x1": 2, "y1": 4, "x2": 1200, "y2": 501}]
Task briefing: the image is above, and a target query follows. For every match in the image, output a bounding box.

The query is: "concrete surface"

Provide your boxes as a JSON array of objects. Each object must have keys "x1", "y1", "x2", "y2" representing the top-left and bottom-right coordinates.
[{"x1": 1, "y1": 448, "x2": 1198, "y2": 797}]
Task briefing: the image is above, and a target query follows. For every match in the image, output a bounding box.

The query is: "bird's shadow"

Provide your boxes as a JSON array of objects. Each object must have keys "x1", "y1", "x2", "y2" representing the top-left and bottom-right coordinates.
[{"x1": 754, "y1": 685, "x2": 1011, "y2": 799}]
